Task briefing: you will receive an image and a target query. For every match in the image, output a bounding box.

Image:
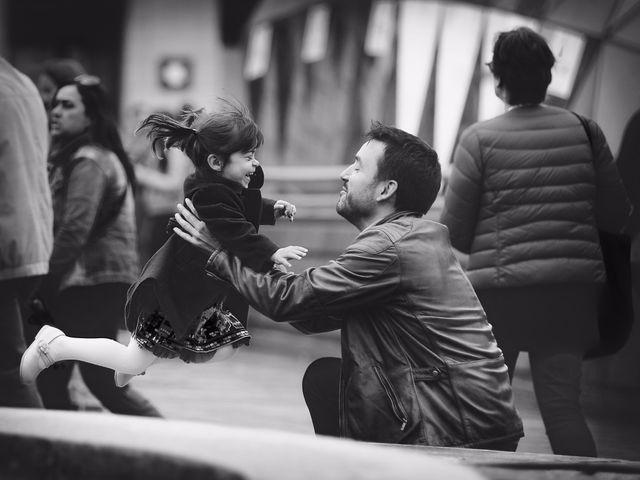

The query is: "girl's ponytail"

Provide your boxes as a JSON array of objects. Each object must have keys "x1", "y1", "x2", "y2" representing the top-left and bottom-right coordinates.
[{"x1": 136, "y1": 113, "x2": 200, "y2": 165}]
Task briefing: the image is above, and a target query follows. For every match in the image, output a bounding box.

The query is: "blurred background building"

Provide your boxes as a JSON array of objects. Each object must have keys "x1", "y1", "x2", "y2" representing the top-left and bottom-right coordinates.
[{"x1": 1, "y1": 0, "x2": 638, "y2": 390}]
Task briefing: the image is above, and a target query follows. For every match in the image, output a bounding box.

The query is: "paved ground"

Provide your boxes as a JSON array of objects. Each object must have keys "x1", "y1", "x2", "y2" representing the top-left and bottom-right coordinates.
[{"x1": 67, "y1": 313, "x2": 640, "y2": 463}]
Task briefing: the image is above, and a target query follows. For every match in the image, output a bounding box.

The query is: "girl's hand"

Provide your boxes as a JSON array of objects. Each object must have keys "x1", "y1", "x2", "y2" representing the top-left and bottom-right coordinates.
[
  {"x1": 274, "y1": 200, "x2": 297, "y2": 222},
  {"x1": 270, "y1": 245, "x2": 308, "y2": 269}
]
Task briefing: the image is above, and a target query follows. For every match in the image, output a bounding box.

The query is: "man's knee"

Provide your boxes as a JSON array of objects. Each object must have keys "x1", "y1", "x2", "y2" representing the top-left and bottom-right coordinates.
[{"x1": 302, "y1": 357, "x2": 340, "y2": 397}]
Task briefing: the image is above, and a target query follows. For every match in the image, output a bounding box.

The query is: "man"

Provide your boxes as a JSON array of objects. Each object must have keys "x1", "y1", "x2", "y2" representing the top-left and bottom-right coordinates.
[
  {"x1": 175, "y1": 122, "x2": 524, "y2": 449},
  {"x1": 0, "y1": 57, "x2": 53, "y2": 407}
]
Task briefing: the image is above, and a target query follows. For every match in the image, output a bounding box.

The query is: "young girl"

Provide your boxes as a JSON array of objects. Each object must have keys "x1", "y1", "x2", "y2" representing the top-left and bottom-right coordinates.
[{"x1": 21, "y1": 100, "x2": 308, "y2": 386}]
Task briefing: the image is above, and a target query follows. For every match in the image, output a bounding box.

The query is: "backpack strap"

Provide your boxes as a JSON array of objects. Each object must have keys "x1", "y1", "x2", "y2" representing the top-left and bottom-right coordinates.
[{"x1": 572, "y1": 111, "x2": 593, "y2": 151}]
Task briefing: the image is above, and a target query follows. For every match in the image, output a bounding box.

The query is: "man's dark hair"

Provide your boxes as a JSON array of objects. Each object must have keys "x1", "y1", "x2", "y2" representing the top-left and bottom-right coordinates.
[
  {"x1": 488, "y1": 26, "x2": 555, "y2": 105},
  {"x1": 365, "y1": 122, "x2": 441, "y2": 215}
]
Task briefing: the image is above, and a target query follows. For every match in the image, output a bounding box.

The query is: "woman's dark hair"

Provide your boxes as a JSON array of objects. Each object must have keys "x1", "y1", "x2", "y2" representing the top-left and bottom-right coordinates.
[
  {"x1": 136, "y1": 98, "x2": 263, "y2": 172},
  {"x1": 73, "y1": 76, "x2": 137, "y2": 193},
  {"x1": 489, "y1": 27, "x2": 555, "y2": 105},
  {"x1": 365, "y1": 122, "x2": 441, "y2": 215}
]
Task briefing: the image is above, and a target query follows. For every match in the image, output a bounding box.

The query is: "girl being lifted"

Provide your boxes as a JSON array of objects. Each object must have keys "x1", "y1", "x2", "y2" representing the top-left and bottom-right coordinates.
[{"x1": 21, "y1": 99, "x2": 307, "y2": 386}]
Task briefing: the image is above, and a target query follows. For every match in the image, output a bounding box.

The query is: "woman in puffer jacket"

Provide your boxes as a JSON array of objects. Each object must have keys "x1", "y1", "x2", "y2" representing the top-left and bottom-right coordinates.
[{"x1": 440, "y1": 27, "x2": 631, "y2": 457}]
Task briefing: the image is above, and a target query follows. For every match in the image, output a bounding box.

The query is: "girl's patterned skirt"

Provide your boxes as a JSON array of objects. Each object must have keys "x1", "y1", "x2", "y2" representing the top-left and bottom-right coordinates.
[{"x1": 132, "y1": 302, "x2": 251, "y2": 363}]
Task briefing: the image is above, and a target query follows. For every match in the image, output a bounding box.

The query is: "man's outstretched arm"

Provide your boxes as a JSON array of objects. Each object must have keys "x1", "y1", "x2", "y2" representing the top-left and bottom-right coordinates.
[{"x1": 173, "y1": 200, "x2": 399, "y2": 327}]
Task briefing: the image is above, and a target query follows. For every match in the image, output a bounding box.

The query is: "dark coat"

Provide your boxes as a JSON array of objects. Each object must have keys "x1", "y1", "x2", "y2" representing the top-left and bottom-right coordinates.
[{"x1": 125, "y1": 166, "x2": 277, "y2": 337}]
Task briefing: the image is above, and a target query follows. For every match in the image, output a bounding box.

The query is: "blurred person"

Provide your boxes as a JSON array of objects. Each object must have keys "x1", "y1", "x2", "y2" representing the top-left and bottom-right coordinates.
[
  {"x1": 171, "y1": 122, "x2": 524, "y2": 450},
  {"x1": 130, "y1": 108, "x2": 194, "y2": 264},
  {"x1": 617, "y1": 108, "x2": 640, "y2": 284},
  {"x1": 22, "y1": 74, "x2": 161, "y2": 417},
  {"x1": 21, "y1": 100, "x2": 305, "y2": 389},
  {"x1": 0, "y1": 57, "x2": 52, "y2": 408},
  {"x1": 35, "y1": 58, "x2": 86, "y2": 112},
  {"x1": 616, "y1": 108, "x2": 640, "y2": 373},
  {"x1": 440, "y1": 27, "x2": 632, "y2": 457}
]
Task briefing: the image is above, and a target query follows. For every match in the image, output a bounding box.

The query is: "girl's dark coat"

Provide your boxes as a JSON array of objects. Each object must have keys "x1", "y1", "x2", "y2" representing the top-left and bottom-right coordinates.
[{"x1": 125, "y1": 166, "x2": 277, "y2": 336}]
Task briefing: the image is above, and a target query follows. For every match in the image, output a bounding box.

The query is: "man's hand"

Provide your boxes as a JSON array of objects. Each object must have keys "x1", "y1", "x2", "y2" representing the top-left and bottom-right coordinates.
[
  {"x1": 173, "y1": 198, "x2": 221, "y2": 254},
  {"x1": 270, "y1": 245, "x2": 308, "y2": 269},
  {"x1": 274, "y1": 200, "x2": 297, "y2": 222}
]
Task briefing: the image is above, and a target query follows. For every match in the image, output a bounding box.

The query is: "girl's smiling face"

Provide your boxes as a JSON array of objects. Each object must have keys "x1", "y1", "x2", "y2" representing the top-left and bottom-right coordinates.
[{"x1": 221, "y1": 149, "x2": 259, "y2": 188}]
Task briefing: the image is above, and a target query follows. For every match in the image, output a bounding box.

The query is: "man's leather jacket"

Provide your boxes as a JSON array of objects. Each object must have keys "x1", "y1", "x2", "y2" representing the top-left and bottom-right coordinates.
[{"x1": 205, "y1": 211, "x2": 524, "y2": 446}]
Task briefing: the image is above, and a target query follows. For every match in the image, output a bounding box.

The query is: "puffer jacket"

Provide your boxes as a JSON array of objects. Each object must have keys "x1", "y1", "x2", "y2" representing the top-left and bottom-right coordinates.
[
  {"x1": 205, "y1": 211, "x2": 524, "y2": 447},
  {"x1": 441, "y1": 105, "x2": 630, "y2": 289},
  {"x1": 48, "y1": 140, "x2": 139, "y2": 292}
]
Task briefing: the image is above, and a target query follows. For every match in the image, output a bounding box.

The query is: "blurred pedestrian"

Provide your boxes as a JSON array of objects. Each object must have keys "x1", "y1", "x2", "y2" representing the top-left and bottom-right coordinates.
[
  {"x1": 0, "y1": 57, "x2": 52, "y2": 408},
  {"x1": 172, "y1": 122, "x2": 524, "y2": 450},
  {"x1": 21, "y1": 100, "x2": 305, "y2": 390},
  {"x1": 130, "y1": 108, "x2": 194, "y2": 264},
  {"x1": 35, "y1": 58, "x2": 86, "y2": 112},
  {"x1": 22, "y1": 74, "x2": 161, "y2": 417},
  {"x1": 440, "y1": 27, "x2": 632, "y2": 457},
  {"x1": 617, "y1": 108, "x2": 640, "y2": 285}
]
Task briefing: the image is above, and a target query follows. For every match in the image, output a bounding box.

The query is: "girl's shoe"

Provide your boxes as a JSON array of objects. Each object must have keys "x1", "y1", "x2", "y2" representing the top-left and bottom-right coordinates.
[
  {"x1": 20, "y1": 325, "x2": 65, "y2": 384},
  {"x1": 114, "y1": 371, "x2": 136, "y2": 388}
]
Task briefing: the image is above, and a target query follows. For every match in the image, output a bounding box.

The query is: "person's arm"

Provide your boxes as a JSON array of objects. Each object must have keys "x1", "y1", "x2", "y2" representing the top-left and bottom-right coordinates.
[
  {"x1": 135, "y1": 147, "x2": 192, "y2": 192},
  {"x1": 192, "y1": 186, "x2": 280, "y2": 272},
  {"x1": 260, "y1": 197, "x2": 276, "y2": 225},
  {"x1": 173, "y1": 200, "x2": 399, "y2": 325},
  {"x1": 48, "y1": 158, "x2": 107, "y2": 278},
  {"x1": 440, "y1": 128, "x2": 483, "y2": 254},
  {"x1": 208, "y1": 240, "x2": 399, "y2": 325}
]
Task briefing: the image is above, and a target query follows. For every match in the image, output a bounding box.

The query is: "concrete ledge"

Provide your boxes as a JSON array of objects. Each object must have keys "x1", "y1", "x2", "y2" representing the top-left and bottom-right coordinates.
[
  {"x1": 4, "y1": 408, "x2": 640, "y2": 479},
  {"x1": 386, "y1": 444, "x2": 640, "y2": 480},
  {"x1": 0, "y1": 408, "x2": 482, "y2": 480}
]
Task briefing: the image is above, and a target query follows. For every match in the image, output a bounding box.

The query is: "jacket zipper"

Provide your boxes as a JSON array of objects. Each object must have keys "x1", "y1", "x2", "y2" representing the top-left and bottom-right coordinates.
[{"x1": 373, "y1": 365, "x2": 408, "y2": 431}]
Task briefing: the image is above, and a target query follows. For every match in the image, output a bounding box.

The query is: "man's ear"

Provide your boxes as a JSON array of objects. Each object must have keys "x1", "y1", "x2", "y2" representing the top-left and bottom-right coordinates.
[
  {"x1": 377, "y1": 180, "x2": 398, "y2": 202},
  {"x1": 207, "y1": 154, "x2": 223, "y2": 172}
]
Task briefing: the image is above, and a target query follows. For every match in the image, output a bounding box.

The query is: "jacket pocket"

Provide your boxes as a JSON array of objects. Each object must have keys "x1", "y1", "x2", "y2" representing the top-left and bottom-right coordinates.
[{"x1": 373, "y1": 365, "x2": 408, "y2": 431}]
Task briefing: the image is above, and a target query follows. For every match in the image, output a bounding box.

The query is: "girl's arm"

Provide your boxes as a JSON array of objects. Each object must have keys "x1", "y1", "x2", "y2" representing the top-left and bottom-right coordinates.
[
  {"x1": 260, "y1": 197, "x2": 276, "y2": 225},
  {"x1": 192, "y1": 187, "x2": 280, "y2": 272}
]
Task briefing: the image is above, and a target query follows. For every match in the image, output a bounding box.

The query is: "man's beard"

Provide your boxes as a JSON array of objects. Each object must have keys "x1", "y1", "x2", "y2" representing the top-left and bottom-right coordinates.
[{"x1": 336, "y1": 192, "x2": 368, "y2": 225}]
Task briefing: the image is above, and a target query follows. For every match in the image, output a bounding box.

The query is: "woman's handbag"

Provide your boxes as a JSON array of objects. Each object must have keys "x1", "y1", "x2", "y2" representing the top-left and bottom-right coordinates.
[{"x1": 573, "y1": 112, "x2": 635, "y2": 358}]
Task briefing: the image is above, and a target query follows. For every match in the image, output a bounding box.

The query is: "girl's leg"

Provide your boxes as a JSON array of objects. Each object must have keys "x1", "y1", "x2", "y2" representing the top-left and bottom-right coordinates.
[
  {"x1": 33, "y1": 284, "x2": 161, "y2": 417},
  {"x1": 210, "y1": 344, "x2": 237, "y2": 362},
  {"x1": 50, "y1": 334, "x2": 156, "y2": 375}
]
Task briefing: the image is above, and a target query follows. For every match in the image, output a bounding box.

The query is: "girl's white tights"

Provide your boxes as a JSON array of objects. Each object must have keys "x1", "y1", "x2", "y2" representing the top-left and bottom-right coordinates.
[
  {"x1": 47, "y1": 334, "x2": 238, "y2": 374},
  {"x1": 49, "y1": 335, "x2": 157, "y2": 375}
]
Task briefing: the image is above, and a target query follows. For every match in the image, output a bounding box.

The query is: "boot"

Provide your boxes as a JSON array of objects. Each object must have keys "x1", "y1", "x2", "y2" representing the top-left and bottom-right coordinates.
[
  {"x1": 114, "y1": 371, "x2": 142, "y2": 388},
  {"x1": 20, "y1": 325, "x2": 65, "y2": 385}
]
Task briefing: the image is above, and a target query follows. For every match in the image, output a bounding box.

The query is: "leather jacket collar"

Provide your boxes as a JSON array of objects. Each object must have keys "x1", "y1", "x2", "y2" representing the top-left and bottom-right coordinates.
[{"x1": 363, "y1": 210, "x2": 422, "y2": 233}]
